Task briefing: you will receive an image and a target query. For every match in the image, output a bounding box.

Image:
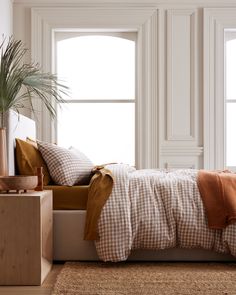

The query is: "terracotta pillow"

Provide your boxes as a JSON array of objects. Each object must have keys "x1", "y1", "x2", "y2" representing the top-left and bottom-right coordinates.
[{"x1": 15, "y1": 138, "x2": 51, "y2": 185}]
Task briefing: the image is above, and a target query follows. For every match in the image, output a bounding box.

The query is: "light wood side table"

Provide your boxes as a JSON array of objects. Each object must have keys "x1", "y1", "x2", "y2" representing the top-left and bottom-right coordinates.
[{"x1": 0, "y1": 190, "x2": 53, "y2": 286}]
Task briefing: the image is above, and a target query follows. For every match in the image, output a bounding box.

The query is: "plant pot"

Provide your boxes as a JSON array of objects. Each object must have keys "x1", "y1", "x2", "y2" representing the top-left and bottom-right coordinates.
[{"x1": 0, "y1": 128, "x2": 8, "y2": 176}]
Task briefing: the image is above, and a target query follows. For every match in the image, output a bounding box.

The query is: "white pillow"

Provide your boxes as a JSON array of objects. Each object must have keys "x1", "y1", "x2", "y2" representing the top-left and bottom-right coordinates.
[{"x1": 37, "y1": 141, "x2": 94, "y2": 186}]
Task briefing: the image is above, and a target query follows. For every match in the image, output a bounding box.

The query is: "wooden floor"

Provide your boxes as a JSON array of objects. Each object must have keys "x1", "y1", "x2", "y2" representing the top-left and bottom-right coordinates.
[{"x1": 0, "y1": 264, "x2": 63, "y2": 295}]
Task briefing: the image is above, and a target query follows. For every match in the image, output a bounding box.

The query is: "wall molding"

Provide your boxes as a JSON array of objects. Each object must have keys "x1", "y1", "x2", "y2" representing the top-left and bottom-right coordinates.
[
  {"x1": 166, "y1": 8, "x2": 197, "y2": 141},
  {"x1": 165, "y1": 162, "x2": 196, "y2": 169},
  {"x1": 31, "y1": 5, "x2": 160, "y2": 169},
  {"x1": 161, "y1": 146, "x2": 203, "y2": 156}
]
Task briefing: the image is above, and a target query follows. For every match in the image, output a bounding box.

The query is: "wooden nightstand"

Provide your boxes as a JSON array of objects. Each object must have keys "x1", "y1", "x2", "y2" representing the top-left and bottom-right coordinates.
[{"x1": 0, "y1": 190, "x2": 53, "y2": 286}]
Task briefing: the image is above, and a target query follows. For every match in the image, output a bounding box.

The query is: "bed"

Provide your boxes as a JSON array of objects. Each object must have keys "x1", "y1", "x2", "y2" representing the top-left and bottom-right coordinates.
[{"x1": 5, "y1": 110, "x2": 236, "y2": 262}]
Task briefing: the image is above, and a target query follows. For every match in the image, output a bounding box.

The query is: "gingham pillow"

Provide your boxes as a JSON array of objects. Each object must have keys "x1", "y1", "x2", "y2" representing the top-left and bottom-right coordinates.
[{"x1": 37, "y1": 141, "x2": 94, "y2": 186}]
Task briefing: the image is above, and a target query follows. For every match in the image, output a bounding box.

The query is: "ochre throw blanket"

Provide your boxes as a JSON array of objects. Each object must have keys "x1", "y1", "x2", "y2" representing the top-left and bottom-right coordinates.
[
  {"x1": 84, "y1": 166, "x2": 114, "y2": 240},
  {"x1": 197, "y1": 170, "x2": 236, "y2": 229}
]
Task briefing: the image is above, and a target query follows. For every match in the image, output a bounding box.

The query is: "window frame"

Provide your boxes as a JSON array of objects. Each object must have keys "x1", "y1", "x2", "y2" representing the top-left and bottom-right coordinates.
[
  {"x1": 54, "y1": 32, "x2": 136, "y2": 165},
  {"x1": 204, "y1": 8, "x2": 236, "y2": 170},
  {"x1": 31, "y1": 6, "x2": 159, "y2": 169},
  {"x1": 224, "y1": 32, "x2": 236, "y2": 170}
]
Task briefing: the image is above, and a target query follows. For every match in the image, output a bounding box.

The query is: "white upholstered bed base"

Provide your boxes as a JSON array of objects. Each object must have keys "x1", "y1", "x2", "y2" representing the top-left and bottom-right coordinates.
[
  {"x1": 6, "y1": 111, "x2": 236, "y2": 261},
  {"x1": 53, "y1": 210, "x2": 236, "y2": 261}
]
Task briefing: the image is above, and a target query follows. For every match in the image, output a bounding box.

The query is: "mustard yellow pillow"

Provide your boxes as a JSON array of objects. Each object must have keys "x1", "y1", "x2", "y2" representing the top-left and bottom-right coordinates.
[{"x1": 15, "y1": 138, "x2": 51, "y2": 185}]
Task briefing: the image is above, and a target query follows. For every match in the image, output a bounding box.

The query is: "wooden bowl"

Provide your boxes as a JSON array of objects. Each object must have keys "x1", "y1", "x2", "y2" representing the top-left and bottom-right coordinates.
[{"x1": 0, "y1": 176, "x2": 38, "y2": 193}]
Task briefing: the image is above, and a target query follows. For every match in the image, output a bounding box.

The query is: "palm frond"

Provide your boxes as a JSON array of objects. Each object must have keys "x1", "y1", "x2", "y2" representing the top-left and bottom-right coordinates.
[{"x1": 0, "y1": 37, "x2": 69, "y2": 127}]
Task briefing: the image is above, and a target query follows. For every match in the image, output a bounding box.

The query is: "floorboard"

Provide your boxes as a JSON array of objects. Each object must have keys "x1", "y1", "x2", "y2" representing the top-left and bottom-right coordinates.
[{"x1": 0, "y1": 264, "x2": 63, "y2": 295}]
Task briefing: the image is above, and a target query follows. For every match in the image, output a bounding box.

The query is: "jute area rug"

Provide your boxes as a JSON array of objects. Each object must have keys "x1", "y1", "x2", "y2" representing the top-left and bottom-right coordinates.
[{"x1": 52, "y1": 262, "x2": 236, "y2": 295}]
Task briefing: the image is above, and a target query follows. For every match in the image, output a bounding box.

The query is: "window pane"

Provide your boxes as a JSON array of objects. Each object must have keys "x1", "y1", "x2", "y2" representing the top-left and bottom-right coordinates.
[
  {"x1": 225, "y1": 37, "x2": 236, "y2": 100},
  {"x1": 57, "y1": 103, "x2": 135, "y2": 166},
  {"x1": 226, "y1": 103, "x2": 236, "y2": 166},
  {"x1": 56, "y1": 35, "x2": 135, "y2": 100}
]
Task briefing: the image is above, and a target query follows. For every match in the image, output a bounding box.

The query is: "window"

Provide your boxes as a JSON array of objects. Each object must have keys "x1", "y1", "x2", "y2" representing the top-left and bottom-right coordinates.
[
  {"x1": 55, "y1": 32, "x2": 136, "y2": 166},
  {"x1": 225, "y1": 30, "x2": 236, "y2": 167}
]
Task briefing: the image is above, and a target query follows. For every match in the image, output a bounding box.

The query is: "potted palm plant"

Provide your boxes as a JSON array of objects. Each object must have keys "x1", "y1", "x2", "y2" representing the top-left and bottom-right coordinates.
[{"x1": 0, "y1": 37, "x2": 68, "y2": 175}]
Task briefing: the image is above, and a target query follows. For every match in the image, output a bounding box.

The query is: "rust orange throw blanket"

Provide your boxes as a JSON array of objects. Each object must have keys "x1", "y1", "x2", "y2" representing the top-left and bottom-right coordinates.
[
  {"x1": 84, "y1": 166, "x2": 114, "y2": 240},
  {"x1": 197, "y1": 170, "x2": 236, "y2": 229}
]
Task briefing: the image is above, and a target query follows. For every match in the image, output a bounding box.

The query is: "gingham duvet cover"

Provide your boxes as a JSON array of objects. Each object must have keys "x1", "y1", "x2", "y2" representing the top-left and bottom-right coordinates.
[{"x1": 95, "y1": 164, "x2": 236, "y2": 262}]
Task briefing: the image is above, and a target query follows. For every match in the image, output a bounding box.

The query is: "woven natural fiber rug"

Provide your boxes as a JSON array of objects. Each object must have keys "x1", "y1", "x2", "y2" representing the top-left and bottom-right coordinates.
[{"x1": 52, "y1": 262, "x2": 236, "y2": 295}]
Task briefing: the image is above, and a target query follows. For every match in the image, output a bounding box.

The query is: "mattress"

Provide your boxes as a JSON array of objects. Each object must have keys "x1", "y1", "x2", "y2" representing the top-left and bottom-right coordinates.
[{"x1": 44, "y1": 185, "x2": 89, "y2": 210}]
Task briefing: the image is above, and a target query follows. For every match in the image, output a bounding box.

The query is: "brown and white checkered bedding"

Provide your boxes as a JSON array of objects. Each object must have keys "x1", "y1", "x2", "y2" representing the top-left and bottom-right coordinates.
[
  {"x1": 95, "y1": 164, "x2": 236, "y2": 262},
  {"x1": 37, "y1": 142, "x2": 93, "y2": 186}
]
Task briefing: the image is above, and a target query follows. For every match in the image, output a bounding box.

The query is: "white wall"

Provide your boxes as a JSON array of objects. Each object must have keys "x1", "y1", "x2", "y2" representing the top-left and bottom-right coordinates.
[
  {"x1": 0, "y1": 0, "x2": 12, "y2": 37},
  {"x1": 12, "y1": 0, "x2": 236, "y2": 169}
]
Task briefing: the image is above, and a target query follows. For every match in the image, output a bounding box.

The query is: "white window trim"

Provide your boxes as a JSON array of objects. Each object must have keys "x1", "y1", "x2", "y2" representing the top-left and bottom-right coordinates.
[
  {"x1": 31, "y1": 6, "x2": 160, "y2": 169},
  {"x1": 204, "y1": 8, "x2": 236, "y2": 169}
]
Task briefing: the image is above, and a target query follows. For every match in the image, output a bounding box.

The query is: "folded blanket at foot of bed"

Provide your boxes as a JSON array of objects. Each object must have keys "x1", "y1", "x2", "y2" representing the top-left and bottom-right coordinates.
[{"x1": 197, "y1": 170, "x2": 236, "y2": 229}]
